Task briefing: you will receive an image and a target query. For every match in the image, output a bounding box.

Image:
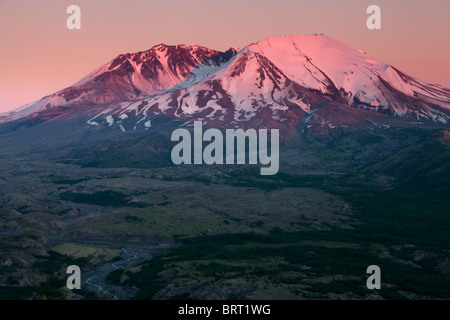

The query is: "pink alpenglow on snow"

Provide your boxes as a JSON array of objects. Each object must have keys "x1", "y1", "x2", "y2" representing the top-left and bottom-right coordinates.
[{"x1": 1, "y1": 34, "x2": 449, "y2": 136}]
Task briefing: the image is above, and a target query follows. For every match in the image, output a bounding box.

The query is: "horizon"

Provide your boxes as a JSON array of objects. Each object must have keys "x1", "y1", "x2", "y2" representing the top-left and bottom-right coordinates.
[{"x1": 1, "y1": 0, "x2": 449, "y2": 113}]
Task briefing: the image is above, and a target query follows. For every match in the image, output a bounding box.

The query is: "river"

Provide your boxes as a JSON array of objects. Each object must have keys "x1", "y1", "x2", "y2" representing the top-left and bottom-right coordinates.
[{"x1": 49, "y1": 237, "x2": 175, "y2": 299}]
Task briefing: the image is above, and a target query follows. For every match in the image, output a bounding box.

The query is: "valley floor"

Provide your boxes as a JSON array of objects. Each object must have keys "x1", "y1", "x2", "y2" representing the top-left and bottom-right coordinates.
[{"x1": 0, "y1": 153, "x2": 449, "y2": 300}]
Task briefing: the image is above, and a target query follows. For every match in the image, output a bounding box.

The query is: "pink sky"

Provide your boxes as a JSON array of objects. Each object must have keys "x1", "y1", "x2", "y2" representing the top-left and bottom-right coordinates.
[{"x1": 0, "y1": 0, "x2": 449, "y2": 113}]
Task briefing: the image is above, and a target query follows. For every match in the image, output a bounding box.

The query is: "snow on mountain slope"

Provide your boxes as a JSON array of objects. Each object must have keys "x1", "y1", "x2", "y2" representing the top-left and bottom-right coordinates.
[
  {"x1": 0, "y1": 44, "x2": 228, "y2": 123},
  {"x1": 107, "y1": 47, "x2": 325, "y2": 134},
  {"x1": 75, "y1": 44, "x2": 226, "y2": 94},
  {"x1": 1, "y1": 34, "x2": 449, "y2": 132},
  {"x1": 104, "y1": 34, "x2": 450, "y2": 131},
  {"x1": 247, "y1": 34, "x2": 450, "y2": 118}
]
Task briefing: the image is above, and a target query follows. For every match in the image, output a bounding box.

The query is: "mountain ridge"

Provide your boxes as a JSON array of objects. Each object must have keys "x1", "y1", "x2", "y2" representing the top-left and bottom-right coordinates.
[{"x1": 1, "y1": 34, "x2": 449, "y2": 136}]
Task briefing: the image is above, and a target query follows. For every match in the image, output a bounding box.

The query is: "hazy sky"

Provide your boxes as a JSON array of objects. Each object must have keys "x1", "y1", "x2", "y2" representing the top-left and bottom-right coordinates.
[{"x1": 0, "y1": 0, "x2": 449, "y2": 112}]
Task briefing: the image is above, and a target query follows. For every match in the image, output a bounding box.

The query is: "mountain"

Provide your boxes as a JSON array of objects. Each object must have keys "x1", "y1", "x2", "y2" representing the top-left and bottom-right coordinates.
[
  {"x1": 3, "y1": 34, "x2": 450, "y2": 302},
  {"x1": 1, "y1": 34, "x2": 450, "y2": 137},
  {"x1": 0, "y1": 44, "x2": 234, "y2": 125}
]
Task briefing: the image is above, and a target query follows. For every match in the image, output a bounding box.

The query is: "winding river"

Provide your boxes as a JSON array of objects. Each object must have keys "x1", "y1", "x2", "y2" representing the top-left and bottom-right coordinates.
[{"x1": 49, "y1": 237, "x2": 175, "y2": 299}]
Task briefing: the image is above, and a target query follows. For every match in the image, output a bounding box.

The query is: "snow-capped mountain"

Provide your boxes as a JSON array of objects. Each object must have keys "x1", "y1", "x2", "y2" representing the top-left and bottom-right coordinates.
[{"x1": 1, "y1": 34, "x2": 450, "y2": 135}]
